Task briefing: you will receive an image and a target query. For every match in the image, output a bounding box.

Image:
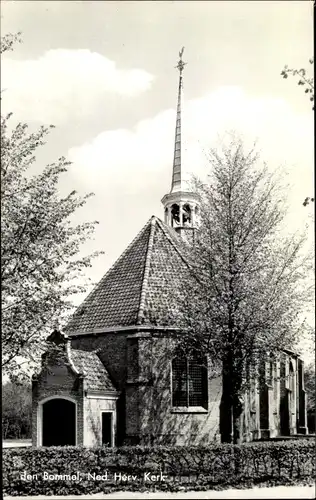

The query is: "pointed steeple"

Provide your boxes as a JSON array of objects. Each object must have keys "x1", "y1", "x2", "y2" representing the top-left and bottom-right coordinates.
[
  {"x1": 161, "y1": 48, "x2": 200, "y2": 242},
  {"x1": 171, "y1": 47, "x2": 187, "y2": 193}
]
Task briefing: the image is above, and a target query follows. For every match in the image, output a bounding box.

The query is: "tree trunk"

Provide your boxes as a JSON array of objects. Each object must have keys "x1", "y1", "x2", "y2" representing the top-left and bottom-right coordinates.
[
  {"x1": 233, "y1": 394, "x2": 244, "y2": 444},
  {"x1": 232, "y1": 367, "x2": 244, "y2": 444},
  {"x1": 220, "y1": 356, "x2": 234, "y2": 443},
  {"x1": 221, "y1": 352, "x2": 245, "y2": 444}
]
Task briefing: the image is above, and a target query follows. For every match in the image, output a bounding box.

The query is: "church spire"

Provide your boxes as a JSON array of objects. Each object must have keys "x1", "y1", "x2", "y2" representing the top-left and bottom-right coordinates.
[
  {"x1": 171, "y1": 47, "x2": 187, "y2": 193},
  {"x1": 161, "y1": 48, "x2": 200, "y2": 241}
]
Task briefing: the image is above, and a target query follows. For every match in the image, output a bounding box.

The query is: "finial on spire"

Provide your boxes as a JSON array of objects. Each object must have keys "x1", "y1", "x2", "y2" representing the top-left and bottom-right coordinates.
[
  {"x1": 175, "y1": 46, "x2": 187, "y2": 74},
  {"x1": 169, "y1": 47, "x2": 187, "y2": 194}
]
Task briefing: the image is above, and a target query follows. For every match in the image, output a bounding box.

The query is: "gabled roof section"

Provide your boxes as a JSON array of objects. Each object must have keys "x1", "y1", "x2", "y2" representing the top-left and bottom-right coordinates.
[
  {"x1": 65, "y1": 216, "x2": 192, "y2": 335},
  {"x1": 65, "y1": 218, "x2": 154, "y2": 334},
  {"x1": 70, "y1": 348, "x2": 116, "y2": 392}
]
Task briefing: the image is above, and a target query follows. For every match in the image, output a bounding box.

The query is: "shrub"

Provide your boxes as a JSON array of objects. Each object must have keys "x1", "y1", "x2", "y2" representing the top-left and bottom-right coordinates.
[{"x1": 3, "y1": 440, "x2": 315, "y2": 496}]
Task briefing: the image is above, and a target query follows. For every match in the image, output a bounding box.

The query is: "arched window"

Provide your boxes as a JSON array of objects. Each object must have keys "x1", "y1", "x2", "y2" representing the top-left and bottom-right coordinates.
[
  {"x1": 266, "y1": 353, "x2": 274, "y2": 386},
  {"x1": 171, "y1": 204, "x2": 180, "y2": 227},
  {"x1": 265, "y1": 352, "x2": 278, "y2": 388},
  {"x1": 172, "y1": 354, "x2": 208, "y2": 408},
  {"x1": 289, "y1": 361, "x2": 295, "y2": 394}
]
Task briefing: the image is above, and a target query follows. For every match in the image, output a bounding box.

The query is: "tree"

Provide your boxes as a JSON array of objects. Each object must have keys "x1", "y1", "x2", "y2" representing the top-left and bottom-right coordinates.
[
  {"x1": 1, "y1": 34, "x2": 102, "y2": 379},
  {"x1": 171, "y1": 136, "x2": 313, "y2": 444},
  {"x1": 281, "y1": 59, "x2": 314, "y2": 207},
  {"x1": 0, "y1": 32, "x2": 22, "y2": 55},
  {"x1": 281, "y1": 58, "x2": 314, "y2": 110},
  {"x1": 2, "y1": 381, "x2": 32, "y2": 439},
  {"x1": 304, "y1": 363, "x2": 315, "y2": 412}
]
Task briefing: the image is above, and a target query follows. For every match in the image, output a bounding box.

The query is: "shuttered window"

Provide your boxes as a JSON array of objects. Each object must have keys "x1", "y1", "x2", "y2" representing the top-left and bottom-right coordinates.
[{"x1": 172, "y1": 355, "x2": 208, "y2": 408}]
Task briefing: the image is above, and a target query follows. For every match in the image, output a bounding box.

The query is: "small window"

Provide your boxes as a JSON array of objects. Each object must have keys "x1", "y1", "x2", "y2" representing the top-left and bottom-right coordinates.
[
  {"x1": 172, "y1": 354, "x2": 208, "y2": 408},
  {"x1": 101, "y1": 412, "x2": 113, "y2": 447}
]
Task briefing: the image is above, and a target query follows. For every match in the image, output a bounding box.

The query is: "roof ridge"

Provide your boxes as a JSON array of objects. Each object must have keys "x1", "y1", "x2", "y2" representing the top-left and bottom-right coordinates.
[
  {"x1": 155, "y1": 218, "x2": 192, "y2": 269},
  {"x1": 66, "y1": 217, "x2": 153, "y2": 326},
  {"x1": 136, "y1": 216, "x2": 157, "y2": 325}
]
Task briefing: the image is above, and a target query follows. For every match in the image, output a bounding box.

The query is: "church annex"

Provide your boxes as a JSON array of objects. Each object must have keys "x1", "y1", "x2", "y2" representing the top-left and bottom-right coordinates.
[{"x1": 32, "y1": 50, "x2": 308, "y2": 447}]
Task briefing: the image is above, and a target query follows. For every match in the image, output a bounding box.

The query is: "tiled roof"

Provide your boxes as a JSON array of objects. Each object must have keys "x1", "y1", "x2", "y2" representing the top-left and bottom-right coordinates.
[
  {"x1": 70, "y1": 348, "x2": 116, "y2": 392},
  {"x1": 65, "y1": 216, "x2": 191, "y2": 335}
]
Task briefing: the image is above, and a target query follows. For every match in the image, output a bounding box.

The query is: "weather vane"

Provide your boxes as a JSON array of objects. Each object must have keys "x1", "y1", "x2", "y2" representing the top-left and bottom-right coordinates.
[{"x1": 175, "y1": 46, "x2": 187, "y2": 74}]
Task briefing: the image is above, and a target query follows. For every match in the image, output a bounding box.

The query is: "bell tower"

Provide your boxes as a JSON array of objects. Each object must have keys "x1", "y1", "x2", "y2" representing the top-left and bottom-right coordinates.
[{"x1": 161, "y1": 47, "x2": 200, "y2": 240}]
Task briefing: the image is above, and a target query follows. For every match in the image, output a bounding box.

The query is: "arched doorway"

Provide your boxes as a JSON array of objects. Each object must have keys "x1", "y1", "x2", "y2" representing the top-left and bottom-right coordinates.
[{"x1": 41, "y1": 398, "x2": 76, "y2": 446}]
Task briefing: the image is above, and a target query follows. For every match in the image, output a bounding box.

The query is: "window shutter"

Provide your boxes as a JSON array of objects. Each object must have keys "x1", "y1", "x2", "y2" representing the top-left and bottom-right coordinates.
[
  {"x1": 172, "y1": 357, "x2": 187, "y2": 406},
  {"x1": 189, "y1": 358, "x2": 207, "y2": 407}
]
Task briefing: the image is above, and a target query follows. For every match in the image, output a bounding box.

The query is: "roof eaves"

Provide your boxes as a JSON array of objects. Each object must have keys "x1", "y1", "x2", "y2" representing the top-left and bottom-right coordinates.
[
  {"x1": 282, "y1": 348, "x2": 300, "y2": 358},
  {"x1": 86, "y1": 390, "x2": 121, "y2": 398},
  {"x1": 68, "y1": 324, "x2": 180, "y2": 337},
  {"x1": 136, "y1": 216, "x2": 157, "y2": 325}
]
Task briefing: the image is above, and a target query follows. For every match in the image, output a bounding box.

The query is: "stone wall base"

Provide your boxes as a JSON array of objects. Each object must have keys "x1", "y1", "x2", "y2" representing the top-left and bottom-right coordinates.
[
  {"x1": 251, "y1": 430, "x2": 261, "y2": 440},
  {"x1": 260, "y1": 428, "x2": 278, "y2": 439},
  {"x1": 297, "y1": 426, "x2": 308, "y2": 435}
]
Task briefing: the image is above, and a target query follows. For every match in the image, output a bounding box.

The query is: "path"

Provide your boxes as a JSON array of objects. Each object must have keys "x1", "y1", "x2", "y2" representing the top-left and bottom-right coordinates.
[
  {"x1": 4, "y1": 484, "x2": 316, "y2": 499},
  {"x1": 3, "y1": 439, "x2": 32, "y2": 448}
]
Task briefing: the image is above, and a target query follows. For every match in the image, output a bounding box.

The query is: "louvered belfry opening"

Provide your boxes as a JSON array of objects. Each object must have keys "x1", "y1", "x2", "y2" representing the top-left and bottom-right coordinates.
[
  {"x1": 182, "y1": 203, "x2": 192, "y2": 225},
  {"x1": 172, "y1": 354, "x2": 208, "y2": 408},
  {"x1": 171, "y1": 203, "x2": 180, "y2": 227}
]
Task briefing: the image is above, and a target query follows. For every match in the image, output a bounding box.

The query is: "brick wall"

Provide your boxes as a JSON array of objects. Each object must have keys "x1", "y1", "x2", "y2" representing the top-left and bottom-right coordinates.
[
  {"x1": 72, "y1": 331, "x2": 221, "y2": 446},
  {"x1": 126, "y1": 336, "x2": 221, "y2": 445},
  {"x1": 34, "y1": 332, "x2": 307, "y2": 447},
  {"x1": 71, "y1": 333, "x2": 128, "y2": 390}
]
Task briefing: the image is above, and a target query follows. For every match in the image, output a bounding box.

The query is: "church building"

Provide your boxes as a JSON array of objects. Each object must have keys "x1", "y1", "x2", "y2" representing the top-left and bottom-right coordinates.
[{"x1": 32, "y1": 51, "x2": 308, "y2": 447}]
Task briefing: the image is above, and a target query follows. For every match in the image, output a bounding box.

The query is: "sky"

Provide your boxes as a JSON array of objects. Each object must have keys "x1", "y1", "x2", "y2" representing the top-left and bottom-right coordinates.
[{"x1": 1, "y1": 1, "x2": 314, "y2": 352}]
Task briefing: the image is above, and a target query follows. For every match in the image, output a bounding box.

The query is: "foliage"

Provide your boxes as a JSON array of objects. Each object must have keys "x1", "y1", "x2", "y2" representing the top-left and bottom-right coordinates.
[
  {"x1": 3, "y1": 440, "x2": 315, "y2": 495},
  {"x1": 170, "y1": 136, "x2": 313, "y2": 443},
  {"x1": 302, "y1": 196, "x2": 315, "y2": 207},
  {"x1": 304, "y1": 363, "x2": 315, "y2": 411},
  {"x1": 2, "y1": 382, "x2": 32, "y2": 439},
  {"x1": 0, "y1": 31, "x2": 22, "y2": 54},
  {"x1": 1, "y1": 33, "x2": 103, "y2": 379},
  {"x1": 281, "y1": 59, "x2": 314, "y2": 207},
  {"x1": 281, "y1": 59, "x2": 314, "y2": 110},
  {"x1": 281, "y1": 59, "x2": 314, "y2": 206}
]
